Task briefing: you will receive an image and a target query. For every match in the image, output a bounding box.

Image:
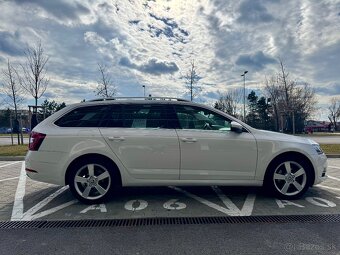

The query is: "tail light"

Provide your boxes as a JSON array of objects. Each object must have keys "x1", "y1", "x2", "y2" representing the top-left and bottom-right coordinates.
[{"x1": 29, "y1": 132, "x2": 46, "y2": 151}]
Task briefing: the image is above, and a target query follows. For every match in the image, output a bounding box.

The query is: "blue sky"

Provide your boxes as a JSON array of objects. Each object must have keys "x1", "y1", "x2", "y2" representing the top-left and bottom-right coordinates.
[{"x1": 0, "y1": 0, "x2": 339, "y2": 120}]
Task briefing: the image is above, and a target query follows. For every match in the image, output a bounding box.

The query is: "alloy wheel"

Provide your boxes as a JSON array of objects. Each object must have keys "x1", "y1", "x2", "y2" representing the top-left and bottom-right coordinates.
[
  {"x1": 273, "y1": 161, "x2": 307, "y2": 196},
  {"x1": 74, "y1": 163, "x2": 111, "y2": 200}
]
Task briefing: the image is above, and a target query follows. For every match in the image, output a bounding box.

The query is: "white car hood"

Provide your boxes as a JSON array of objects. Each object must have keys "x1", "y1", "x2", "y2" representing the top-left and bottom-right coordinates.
[{"x1": 253, "y1": 129, "x2": 316, "y2": 145}]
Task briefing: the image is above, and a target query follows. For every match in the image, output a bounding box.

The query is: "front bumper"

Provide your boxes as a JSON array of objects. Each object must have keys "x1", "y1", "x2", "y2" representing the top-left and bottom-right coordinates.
[{"x1": 313, "y1": 153, "x2": 328, "y2": 185}]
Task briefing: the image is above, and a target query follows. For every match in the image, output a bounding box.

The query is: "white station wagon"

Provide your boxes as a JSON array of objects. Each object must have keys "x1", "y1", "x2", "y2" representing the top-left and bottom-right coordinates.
[{"x1": 25, "y1": 97, "x2": 327, "y2": 204}]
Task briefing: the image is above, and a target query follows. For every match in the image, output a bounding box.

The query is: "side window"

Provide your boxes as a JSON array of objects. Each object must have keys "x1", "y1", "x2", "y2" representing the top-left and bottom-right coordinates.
[
  {"x1": 105, "y1": 104, "x2": 176, "y2": 128},
  {"x1": 102, "y1": 105, "x2": 124, "y2": 127},
  {"x1": 55, "y1": 105, "x2": 109, "y2": 127},
  {"x1": 174, "y1": 105, "x2": 231, "y2": 131}
]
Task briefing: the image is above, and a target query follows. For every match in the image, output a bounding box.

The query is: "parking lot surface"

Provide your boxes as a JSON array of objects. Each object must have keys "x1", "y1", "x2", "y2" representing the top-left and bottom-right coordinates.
[{"x1": 0, "y1": 159, "x2": 339, "y2": 222}]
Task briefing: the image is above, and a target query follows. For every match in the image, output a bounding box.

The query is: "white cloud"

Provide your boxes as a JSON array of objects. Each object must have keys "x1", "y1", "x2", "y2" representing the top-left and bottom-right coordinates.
[{"x1": 0, "y1": 0, "x2": 339, "y2": 120}]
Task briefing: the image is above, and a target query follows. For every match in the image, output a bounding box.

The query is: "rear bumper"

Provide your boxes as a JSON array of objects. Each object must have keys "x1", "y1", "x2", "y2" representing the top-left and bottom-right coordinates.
[{"x1": 25, "y1": 150, "x2": 67, "y2": 186}]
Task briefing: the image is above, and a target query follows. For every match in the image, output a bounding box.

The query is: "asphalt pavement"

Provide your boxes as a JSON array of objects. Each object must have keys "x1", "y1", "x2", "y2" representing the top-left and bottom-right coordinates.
[
  {"x1": 0, "y1": 222, "x2": 338, "y2": 255},
  {"x1": 0, "y1": 159, "x2": 339, "y2": 254},
  {"x1": 0, "y1": 159, "x2": 340, "y2": 221}
]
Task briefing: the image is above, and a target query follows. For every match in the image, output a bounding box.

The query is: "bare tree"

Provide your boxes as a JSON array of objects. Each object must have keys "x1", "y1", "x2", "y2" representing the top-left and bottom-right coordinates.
[
  {"x1": 265, "y1": 75, "x2": 281, "y2": 131},
  {"x1": 185, "y1": 59, "x2": 201, "y2": 101},
  {"x1": 21, "y1": 41, "x2": 49, "y2": 110},
  {"x1": 1, "y1": 59, "x2": 25, "y2": 144},
  {"x1": 328, "y1": 97, "x2": 340, "y2": 131},
  {"x1": 214, "y1": 88, "x2": 242, "y2": 117},
  {"x1": 264, "y1": 59, "x2": 317, "y2": 133},
  {"x1": 95, "y1": 63, "x2": 117, "y2": 98}
]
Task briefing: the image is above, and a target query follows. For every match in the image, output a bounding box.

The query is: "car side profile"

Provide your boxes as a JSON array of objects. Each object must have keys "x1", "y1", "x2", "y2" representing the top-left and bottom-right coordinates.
[{"x1": 25, "y1": 97, "x2": 327, "y2": 204}]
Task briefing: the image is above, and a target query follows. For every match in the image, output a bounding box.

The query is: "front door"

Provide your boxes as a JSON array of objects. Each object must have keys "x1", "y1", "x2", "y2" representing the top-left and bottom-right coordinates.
[{"x1": 173, "y1": 105, "x2": 257, "y2": 180}]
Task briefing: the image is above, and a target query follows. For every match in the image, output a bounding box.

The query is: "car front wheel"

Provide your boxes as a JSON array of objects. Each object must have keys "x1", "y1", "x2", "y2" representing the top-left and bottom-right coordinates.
[{"x1": 265, "y1": 157, "x2": 312, "y2": 199}]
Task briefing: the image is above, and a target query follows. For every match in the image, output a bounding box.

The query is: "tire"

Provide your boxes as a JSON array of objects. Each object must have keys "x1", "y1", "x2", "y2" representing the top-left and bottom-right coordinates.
[
  {"x1": 265, "y1": 156, "x2": 312, "y2": 199},
  {"x1": 68, "y1": 158, "x2": 117, "y2": 204}
]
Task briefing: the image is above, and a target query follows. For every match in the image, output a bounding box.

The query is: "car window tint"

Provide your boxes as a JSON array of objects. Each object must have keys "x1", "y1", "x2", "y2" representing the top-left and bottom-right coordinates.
[
  {"x1": 102, "y1": 105, "x2": 124, "y2": 127},
  {"x1": 122, "y1": 104, "x2": 176, "y2": 129},
  {"x1": 55, "y1": 105, "x2": 109, "y2": 127},
  {"x1": 174, "y1": 105, "x2": 231, "y2": 131}
]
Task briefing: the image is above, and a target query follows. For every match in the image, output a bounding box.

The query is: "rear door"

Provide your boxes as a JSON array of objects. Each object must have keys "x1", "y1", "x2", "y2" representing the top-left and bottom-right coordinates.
[{"x1": 99, "y1": 103, "x2": 180, "y2": 180}]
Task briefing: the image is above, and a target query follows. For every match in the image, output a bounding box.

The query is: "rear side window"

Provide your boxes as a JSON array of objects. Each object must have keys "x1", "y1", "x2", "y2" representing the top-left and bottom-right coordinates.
[
  {"x1": 55, "y1": 105, "x2": 110, "y2": 127},
  {"x1": 103, "y1": 104, "x2": 178, "y2": 129}
]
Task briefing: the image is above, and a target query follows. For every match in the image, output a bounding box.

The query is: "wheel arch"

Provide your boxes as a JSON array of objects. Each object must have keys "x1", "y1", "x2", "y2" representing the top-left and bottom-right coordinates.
[
  {"x1": 264, "y1": 151, "x2": 315, "y2": 187},
  {"x1": 65, "y1": 153, "x2": 122, "y2": 187}
]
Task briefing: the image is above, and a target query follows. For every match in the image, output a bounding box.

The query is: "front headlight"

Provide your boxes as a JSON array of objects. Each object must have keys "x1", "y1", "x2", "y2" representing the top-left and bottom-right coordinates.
[{"x1": 312, "y1": 144, "x2": 324, "y2": 154}]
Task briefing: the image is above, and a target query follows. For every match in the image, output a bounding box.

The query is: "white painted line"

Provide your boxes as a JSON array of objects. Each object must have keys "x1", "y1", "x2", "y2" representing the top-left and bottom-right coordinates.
[
  {"x1": 169, "y1": 186, "x2": 256, "y2": 216},
  {"x1": 0, "y1": 176, "x2": 19, "y2": 182},
  {"x1": 163, "y1": 199, "x2": 186, "y2": 210},
  {"x1": 124, "y1": 200, "x2": 148, "y2": 211},
  {"x1": 11, "y1": 162, "x2": 26, "y2": 221},
  {"x1": 316, "y1": 185, "x2": 340, "y2": 192},
  {"x1": 328, "y1": 165, "x2": 340, "y2": 170},
  {"x1": 211, "y1": 186, "x2": 240, "y2": 214},
  {"x1": 80, "y1": 204, "x2": 107, "y2": 214},
  {"x1": 22, "y1": 186, "x2": 69, "y2": 220},
  {"x1": 170, "y1": 186, "x2": 236, "y2": 215},
  {"x1": 211, "y1": 186, "x2": 256, "y2": 216},
  {"x1": 328, "y1": 175, "x2": 340, "y2": 182},
  {"x1": 29, "y1": 200, "x2": 78, "y2": 221},
  {"x1": 0, "y1": 161, "x2": 22, "y2": 168}
]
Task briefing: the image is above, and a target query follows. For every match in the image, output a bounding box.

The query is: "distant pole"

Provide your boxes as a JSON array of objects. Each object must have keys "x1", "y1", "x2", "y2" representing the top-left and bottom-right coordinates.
[
  {"x1": 292, "y1": 111, "x2": 295, "y2": 135},
  {"x1": 20, "y1": 112, "x2": 24, "y2": 145},
  {"x1": 241, "y1": 71, "x2": 248, "y2": 121},
  {"x1": 9, "y1": 114, "x2": 13, "y2": 145},
  {"x1": 142, "y1": 85, "x2": 146, "y2": 97}
]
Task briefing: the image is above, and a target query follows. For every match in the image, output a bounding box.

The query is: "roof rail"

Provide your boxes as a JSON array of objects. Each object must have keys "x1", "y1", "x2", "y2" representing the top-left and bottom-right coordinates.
[{"x1": 87, "y1": 97, "x2": 190, "y2": 102}]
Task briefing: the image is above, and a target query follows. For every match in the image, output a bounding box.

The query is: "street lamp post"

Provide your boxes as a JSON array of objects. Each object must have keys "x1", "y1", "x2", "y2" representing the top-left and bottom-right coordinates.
[
  {"x1": 142, "y1": 85, "x2": 145, "y2": 97},
  {"x1": 241, "y1": 71, "x2": 248, "y2": 121}
]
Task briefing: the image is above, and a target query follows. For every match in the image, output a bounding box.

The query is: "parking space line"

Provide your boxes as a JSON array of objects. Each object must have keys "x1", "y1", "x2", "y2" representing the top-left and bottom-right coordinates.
[
  {"x1": 170, "y1": 186, "x2": 237, "y2": 216},
  {"x1": 0, "y1": 176, "x2": 19, "y2": 182},
  {"x1": 317, "y1": 185, "x2": 340, "y2": 192},
  {"x1": 11, "y1": 162, "x2": 26, "y2": 221},
  {"x1": 328, "y1": 175, "x2": 340, "y2": 182},
  {"x1": 329, "y1": 165, "x2": 340, "y2": 170},
  {"x1": 29, "y1": 200, "x2": 78, "y2": 221},
  {"x1": 169, "y1": 186, "x2": 256, "y2": 216},
  {"x1": 22, "y1": 186, "x2": 69, "y2": 220},
  {"x1": 211, "y1": 186, "x2": 241, "y2": 213},
  {"x1": 0, "y1": 161, "x2": 22, "y2": 168}
]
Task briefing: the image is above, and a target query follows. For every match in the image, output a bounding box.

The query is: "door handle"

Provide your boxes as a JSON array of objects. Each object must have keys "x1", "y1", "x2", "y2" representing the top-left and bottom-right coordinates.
[
  {"x1": 108, "y1": 136, "x2": 125, "y2": 141},
  {"x1": 181, "y1": 137, "x2": 197, "y2": 143}
]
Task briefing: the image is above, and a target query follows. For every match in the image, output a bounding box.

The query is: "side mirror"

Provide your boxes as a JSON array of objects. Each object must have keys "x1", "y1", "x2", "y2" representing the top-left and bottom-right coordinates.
[{"x1": 230, "y1": 121, "x2": 243, "y2": 133}]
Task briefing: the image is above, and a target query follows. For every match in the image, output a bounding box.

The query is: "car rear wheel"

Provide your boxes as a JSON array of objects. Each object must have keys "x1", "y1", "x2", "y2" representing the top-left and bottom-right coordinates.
[
  {"x1": 68, "y1": 159, "x2": 115, "y2": 204},
  {"x1": 265, "y1": 157, "x2": 311, "y2": 199}
]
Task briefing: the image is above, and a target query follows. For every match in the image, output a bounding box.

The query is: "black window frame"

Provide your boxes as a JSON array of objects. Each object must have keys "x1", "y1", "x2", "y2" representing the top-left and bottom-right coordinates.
[
  {"x1": 172, "y1": 104, "x2": 234, "y2": 131},
  {"x1": 101, "y1": 103, "x2": 180, "y2": 129},
  {"x1": 54, "y1": 105, "x2": 112, "y2": 128}
]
